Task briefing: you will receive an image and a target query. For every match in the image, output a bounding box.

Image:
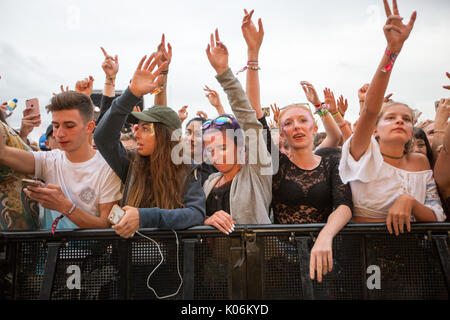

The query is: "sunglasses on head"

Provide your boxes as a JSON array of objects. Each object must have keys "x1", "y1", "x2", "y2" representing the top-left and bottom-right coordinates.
[{"x1": 201, "y1": 115, "x2": 235, "y2": 130}]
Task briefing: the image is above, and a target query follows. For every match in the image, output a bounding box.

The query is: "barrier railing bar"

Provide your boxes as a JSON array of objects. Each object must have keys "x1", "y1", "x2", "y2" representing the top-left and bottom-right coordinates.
[
  {"x1": 2, "y1": 223, "x2": 450, "y2": 240},
  {"x1": 295, "y1": 236, "x2": 315, "y2": 300},
  {"x1": 245, "y1": 232, "x2": 263, "y2": 299},
  {"x1": 230, "y1": 235, "x2": 245, "y2": 299},
  {"x1": 432, "y1": 235, "x2": 450, "y2": 292},
  {"x1": 118, "y1": 239, "x2": 130, "y2": 300},
  {"x1": 182, "y1": 239, "x2": 197, "y2": 299},
  {"x1": 38, "y1": 242, "x2": 62, "y2": 300}
]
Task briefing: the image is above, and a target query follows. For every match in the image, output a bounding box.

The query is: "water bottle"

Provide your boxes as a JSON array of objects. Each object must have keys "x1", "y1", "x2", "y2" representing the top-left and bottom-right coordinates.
[{"x1": 4, "y1": 98, "x2": 18, "y2": 116}]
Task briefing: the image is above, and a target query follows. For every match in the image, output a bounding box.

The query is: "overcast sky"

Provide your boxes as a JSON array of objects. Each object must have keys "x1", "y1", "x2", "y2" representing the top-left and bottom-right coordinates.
[{"x1": 0, "y1": 0, "x2": 449, "y2": 141}]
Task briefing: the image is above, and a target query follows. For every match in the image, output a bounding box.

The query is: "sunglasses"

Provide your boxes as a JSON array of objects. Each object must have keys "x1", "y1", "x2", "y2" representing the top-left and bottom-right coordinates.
[{"x1": 201, "y1": 115, "x2": 235, "y2": 130}]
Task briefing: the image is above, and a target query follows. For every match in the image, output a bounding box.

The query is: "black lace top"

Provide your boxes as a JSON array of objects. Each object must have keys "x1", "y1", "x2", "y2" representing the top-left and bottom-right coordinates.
[
  {"x1": 272, "y1": 148, "x2": 353, "y2": 224},
  {"x1": 205, "y1": 180, "x2": 232, "y2": 217}
]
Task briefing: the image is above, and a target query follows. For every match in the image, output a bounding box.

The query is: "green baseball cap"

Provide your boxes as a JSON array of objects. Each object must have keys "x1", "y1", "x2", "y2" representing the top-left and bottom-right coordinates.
[{"x1": 131, "y1": 105, "x2": 181, "y2": 131}]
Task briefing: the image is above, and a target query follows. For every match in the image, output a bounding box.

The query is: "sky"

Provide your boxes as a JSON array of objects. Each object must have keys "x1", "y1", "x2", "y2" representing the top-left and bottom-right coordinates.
[{"x1": 0, "y1": 0, "x2": 449, "y2": 141}]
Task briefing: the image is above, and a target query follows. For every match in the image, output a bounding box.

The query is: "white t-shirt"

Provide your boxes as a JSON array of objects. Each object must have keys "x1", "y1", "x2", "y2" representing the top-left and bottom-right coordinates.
[
  {"x1": 339, "y1": 135, "x2": 445, "y2": 222},
  {"x1": 33, "y1": 149, "x2": 123, "y2": 229}
]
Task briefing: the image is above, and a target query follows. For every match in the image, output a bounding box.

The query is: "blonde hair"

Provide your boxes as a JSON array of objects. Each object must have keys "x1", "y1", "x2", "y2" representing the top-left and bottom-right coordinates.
[{"x1": 277, "y1": 103, "x2": 318, "y2": 128}]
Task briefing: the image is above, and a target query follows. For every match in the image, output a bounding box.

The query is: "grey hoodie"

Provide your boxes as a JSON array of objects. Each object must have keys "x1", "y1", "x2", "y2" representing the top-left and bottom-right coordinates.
[{"x1": 203, "y1": 68, "x2": 272, "y2": 225}]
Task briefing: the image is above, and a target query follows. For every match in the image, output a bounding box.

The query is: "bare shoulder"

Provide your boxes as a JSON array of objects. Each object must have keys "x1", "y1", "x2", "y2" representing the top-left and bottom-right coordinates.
[{"x1": 405, "y1": 152, "x2": 431, "y2": 171}]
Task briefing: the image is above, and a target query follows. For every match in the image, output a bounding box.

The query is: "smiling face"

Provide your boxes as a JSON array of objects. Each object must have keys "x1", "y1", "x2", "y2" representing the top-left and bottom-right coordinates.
[
  {"x1": 279, "y1": 106, "x2": 318, "y2": 151},
  {"x1": 134, "y1": 121, "x2": 156, "y2": 156},
  {"x1": 375, "y1": 103, "x2": 414, "y2": 146}
]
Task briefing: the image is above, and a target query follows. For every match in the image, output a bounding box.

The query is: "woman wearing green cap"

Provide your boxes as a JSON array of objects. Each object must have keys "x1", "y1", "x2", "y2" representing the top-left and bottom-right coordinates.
[{"x1": 94, "y1": 52, "x2": 206, "y2": 238}]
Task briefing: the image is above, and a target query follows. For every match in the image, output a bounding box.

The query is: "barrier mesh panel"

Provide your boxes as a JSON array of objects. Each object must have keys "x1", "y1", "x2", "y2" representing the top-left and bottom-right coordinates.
[
  {"x1": 263, "y1": 235, "x2": 303, "y2": 299},
  {"x1": 129, "y1": 236, "x2": 184, "y2": 300},
  {"x1": 365, "y1": 233, "x2": 448, "y2": 299},
  {"x1": 311, "y1": 234, "x2": 364, "y2": 299},
  {"x1": 15, "y1": 241, "x2": 47, "y2": 299},
  {"x1": 194, "y1": 237, "x2": 231, "y2": 299},
  {"x1": 6, "y1": 229, "x2": 450, "y2": 300},
  {"x1": 49, "y1": 240, "x2": 120, "y2": 300}
]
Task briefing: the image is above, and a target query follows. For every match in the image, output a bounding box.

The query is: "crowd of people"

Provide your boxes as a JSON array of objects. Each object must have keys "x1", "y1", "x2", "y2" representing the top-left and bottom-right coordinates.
[{"x1": 0, "y1": 1, "x2": 449, "y2": 282}]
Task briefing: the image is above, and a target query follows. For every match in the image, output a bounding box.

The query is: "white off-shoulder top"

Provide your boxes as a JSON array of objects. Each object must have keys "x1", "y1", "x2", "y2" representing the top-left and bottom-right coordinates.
[{"x1": 339, "y1": 135, "x2": 445, "y2": 221}]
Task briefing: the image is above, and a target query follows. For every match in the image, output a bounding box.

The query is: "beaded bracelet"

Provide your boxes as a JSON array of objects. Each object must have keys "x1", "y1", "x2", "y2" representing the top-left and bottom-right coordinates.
[{"x1": 236, "y1": 61, "x2": 261, "y2": 75}]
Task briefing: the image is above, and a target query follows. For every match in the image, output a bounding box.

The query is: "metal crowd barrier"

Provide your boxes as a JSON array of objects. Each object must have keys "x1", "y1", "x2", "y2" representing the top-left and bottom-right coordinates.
[{"x1": 0, "y1": 223, "x2": 449, "y2": 300}]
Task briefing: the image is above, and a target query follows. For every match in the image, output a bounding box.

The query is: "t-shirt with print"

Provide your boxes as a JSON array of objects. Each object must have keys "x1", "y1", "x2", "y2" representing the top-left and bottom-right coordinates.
[{"x1": 33, "y1": 149, "x2": 122, "y2": 230}]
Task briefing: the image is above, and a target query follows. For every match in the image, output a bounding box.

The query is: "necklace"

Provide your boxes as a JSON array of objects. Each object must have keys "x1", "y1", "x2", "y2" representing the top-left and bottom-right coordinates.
[{"x1": 381, "y1": 152, "x2": 404, "y2": 159}]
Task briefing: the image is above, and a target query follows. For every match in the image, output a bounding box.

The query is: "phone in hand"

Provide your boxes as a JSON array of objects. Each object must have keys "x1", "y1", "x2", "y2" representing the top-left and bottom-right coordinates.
[
  {"x1": 25, "y1": 98, "x2": 40, "y2": 116},
  {"x1": 108, "y1": 204, "x2": 126, "y2": 225},
  {"x1": 262, "y1": 107, "x2": 270, "y2": 117},
  {"x1": 22, "y1": 178, "x2": 45, "y2": 188}
]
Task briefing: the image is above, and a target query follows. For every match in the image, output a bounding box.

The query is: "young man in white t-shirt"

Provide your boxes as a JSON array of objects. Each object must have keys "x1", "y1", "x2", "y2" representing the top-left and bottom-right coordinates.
[{"x1": 0, "y1": 91, "x2": 122, "y2": 230}]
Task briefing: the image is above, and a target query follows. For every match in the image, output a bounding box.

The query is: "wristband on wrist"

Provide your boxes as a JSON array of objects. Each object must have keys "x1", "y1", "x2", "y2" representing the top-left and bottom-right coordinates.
[
  {"x1": 381, "y1": 48, "x2": 398, "y2": 73},
  {"x1": 106, "y1": 76, "x2": 116, "y2": 86},
  {"x1": 332, "y1": 112, "x2": 341, "y2": 118},
  {"x1": 65, "y1": 203, "x2": 76, "y2": 216},
  {"x1": 151, "y1": 83, "x2": 166, "y2": 95},
  {"x1": 236, "y1": 63, "x2": 261, "y2": 75}
]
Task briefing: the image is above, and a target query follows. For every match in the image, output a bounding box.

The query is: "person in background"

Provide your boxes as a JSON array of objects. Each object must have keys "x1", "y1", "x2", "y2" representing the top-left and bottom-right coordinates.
[
  {"x1": 39, "y1": 124, "x2": 60, "y2": 151},
  {"x1": 412, "y1": 127, "x2": 433, "y2": 167}
]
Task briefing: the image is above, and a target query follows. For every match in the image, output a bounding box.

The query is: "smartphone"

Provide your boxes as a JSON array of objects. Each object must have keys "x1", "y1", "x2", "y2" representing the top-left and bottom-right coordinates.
[
  {"x1": 25, "y1": 98, "x2": 40, "y2": 116},
  {"x1": 108, "y1": 204, "x2": 126, "y2": 225},
  {"x1": 262, "y1": 107, "x2": 270, "y2": 117},
  {"x1": 22, "y1": 178, "x2": 44, "y2": 188}
]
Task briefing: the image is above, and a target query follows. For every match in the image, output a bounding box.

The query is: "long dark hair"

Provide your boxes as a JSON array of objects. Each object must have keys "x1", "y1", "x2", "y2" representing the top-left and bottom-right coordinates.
[
  {"x1": 126, "y1": 122, "x2": 187, "y2": 209},
  {"x1": 413, "y1": 127, "x2": 433, "y2": 166}
]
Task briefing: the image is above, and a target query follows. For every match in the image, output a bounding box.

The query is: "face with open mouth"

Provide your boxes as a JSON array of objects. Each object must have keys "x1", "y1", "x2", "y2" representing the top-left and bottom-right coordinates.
[{"x1": 279, "y1": 107, "x2": 317, "y2": 150}]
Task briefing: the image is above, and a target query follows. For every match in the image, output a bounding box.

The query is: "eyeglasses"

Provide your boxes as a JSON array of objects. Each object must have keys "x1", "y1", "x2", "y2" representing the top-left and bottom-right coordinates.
[{"x1": 201, "y1": 115, "x2": 235, "y2": 130}]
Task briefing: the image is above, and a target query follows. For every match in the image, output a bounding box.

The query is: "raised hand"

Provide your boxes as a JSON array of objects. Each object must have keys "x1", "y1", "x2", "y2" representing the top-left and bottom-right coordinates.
[
  {"x1": 358, "y1": 83, "x2": 370, "y2": 102},
  {"x1": 19, "y1": 108, "x2": 41, "y2": 140},
  {"x1": 156, "y1": 34, "x2": 172, "y2": 70},
  {"x1": 206, "y1": 29, "x2": 229, "y2": 75},
  {"x1": 337, "y1": 95, "x2": 348, "y2": 118},
  {"x1": 204, "y1": 85, "x2": 221, "y2": 107},
  {"x1": 300, "y1": 81, "x2": 321, "y2": 106},
  {"x1": 100, "y1": 47, "x2": 119, "y2": 79},
  {"x1": 270, "y1": 103, "x2": 280, "y2": 123},
  {"x1": 75, "y1": 76, "x2": 94, "y2": 97},
  {"x1": 443, "y1": 72, "x2": 450, "y2": 90},
  {"x1": 129, "y1": 53, "x2": 168, "y2": 98},
  {"x1": 204, "y1": 85, "x2": 225, "y2": 115},
  {"x1": 323, "y1": 88, "x2": 338, "y2": 114},
  {"x1": 384, "y1": 93, "x2": 393, "y2": 102},
  {"x1": 53, "y1": 85, "x2": 70, "y2": 96},
  {"x1": 241, "y1": 9, "x2": 264, "y2": 56},
  {"x1": 178, "y1": 105, "x2": 188, "y2": 123},
  {"x1": 382, "y1": 0, "x2": 417, "y2": 53},
  {"x1": 0, "y1": 102, "x2": 12, "y2": 118},
  {"x1": 197, "y1": 110, "x2": 209, "y2": 119}
]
